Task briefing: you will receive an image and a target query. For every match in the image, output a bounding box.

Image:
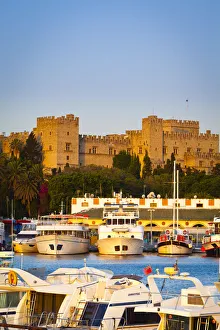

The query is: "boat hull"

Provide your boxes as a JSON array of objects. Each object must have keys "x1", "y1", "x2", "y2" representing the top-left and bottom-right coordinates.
[
  {"x1": 0, "y1": 251, "x2": 14, "y2": 258},
  {"x1": 157, "y1": 240, "x2": 192, "y2": 255},
  {"x1": 13, "y1": 240, "x2": 38, "y2": 253},
  {"x1": 36, "y1": 234, "x2": 89, "y2": 255},
  {"x1": 97, "y1": 237, "x2": 144, "y2": 255},
  {"x1": 202, "y1": 241, "x2": 220, "y2": 257}
]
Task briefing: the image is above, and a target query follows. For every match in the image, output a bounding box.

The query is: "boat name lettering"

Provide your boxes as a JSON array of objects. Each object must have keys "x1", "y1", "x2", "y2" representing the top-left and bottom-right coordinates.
[{"x1": 128, "y1": 293, "x2": 141, "y2": 296}]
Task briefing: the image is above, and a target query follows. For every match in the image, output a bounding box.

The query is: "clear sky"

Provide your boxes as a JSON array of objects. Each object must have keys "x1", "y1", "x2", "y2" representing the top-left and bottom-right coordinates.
[{"x1": 0, "y1": 0, "x2": 219, "y2": 136}]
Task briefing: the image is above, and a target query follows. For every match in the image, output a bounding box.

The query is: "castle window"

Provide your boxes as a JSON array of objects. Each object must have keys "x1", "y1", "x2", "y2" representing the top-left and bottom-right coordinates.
[
  {"x1": 89, "y1": 149, "x2": 91, "y2": 154},
  {"x1": 209, "y1": 148, "x2": 214, "y2": 153},
  {"x1": 114, "y1": 150, "x2": 116, "y2": 155},
  {"x1": 40, "y1": 132, "x2": 43, "y2": 136},
  {"x1": 173, "y1": 147, "x2": 178, "y2": 155},
  {"x1": 66, "y1": 156, "x2": 69, "y2": 160},
  {"x1": 138, "y1": 147, "x2": 142, "y2": 154},
  {"x1": 163, "y1": 146, "x2": 167, "y2": 155},
  {"x1": 109, "y1": 148, "x2": 113, "y2": 155},
  {"x1": 197, "y1": 148, "x2": 201, "y2": 152},
  {"x1": 210, "y1": 161, "x2": 214, "y2": 167},
  {"x1": 49, "y1": 145, "x2": 52, "y2": 151},
  {"x1": 187, "y1": 147, "x2": 191, "y2": 153},
  {"x1": 127, "y1": 148, "x2": 131, "y2": 154},
  {"x1": 66, "y1": 143, "x2": 71, "y2": 151},
  {"x1": 67, "y1": 132, "x2": 69, "y2": 136},
  {"x1": 199, "y1": 161, "x2": 203, "y2": 167},
  {"x1": 92, "y1": 147, "x2": 97, "y2": 154},
  {"x1": 49, "y1": 132, "x2": 52, "y2": 135}
]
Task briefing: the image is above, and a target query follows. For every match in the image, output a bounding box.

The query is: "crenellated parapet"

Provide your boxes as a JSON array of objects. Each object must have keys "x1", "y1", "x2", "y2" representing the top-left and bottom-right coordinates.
[
  {"x1": 126, "y1": 130, "x2": 142, "y2": 136},
  {"x1": 164, "y1": 131, "x2": 219, "y2": 140},
  {"x1": 186, "y1": 151, "x2": 220, "y2": 160},
  {"x1": 142, "y1": 115, "x2": 163, "y2": 125},
  {"x1": 80, "y1": 134, "x2": 129, "y2": 145},
  {"x1": 37, "y1": 114, "x2": 79, "y2": 126}
]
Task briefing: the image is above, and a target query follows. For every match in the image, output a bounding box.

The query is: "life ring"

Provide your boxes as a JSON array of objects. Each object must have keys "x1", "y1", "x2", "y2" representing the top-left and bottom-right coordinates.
[
  {"x1": 8, "y1": 271, "x2": 18, "y2": 286},
  {"x1": 183, "y1": 230, "x2": 187, "y2": 235},
  {"x1": 205, "y1": 230, "x2": 210, "y2": 235},
  {"x1": 165, "y1": 230, "x2": 170, "y2": 235}
]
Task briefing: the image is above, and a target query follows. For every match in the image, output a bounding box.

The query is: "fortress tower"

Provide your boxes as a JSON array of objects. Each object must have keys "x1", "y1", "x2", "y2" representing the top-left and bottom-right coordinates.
[{"x1": 34, "y1": 114, "x2": 79, "y2": 171}]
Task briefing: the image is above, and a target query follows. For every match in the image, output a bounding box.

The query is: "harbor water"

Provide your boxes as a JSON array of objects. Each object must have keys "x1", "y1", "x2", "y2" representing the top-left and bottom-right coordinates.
[{"x1": 11, "y1": 252, "x2": 220, "y2": 292}]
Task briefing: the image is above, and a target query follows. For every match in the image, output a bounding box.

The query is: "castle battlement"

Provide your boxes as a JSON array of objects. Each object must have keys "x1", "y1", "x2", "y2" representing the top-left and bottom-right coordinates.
[
  {"x1": 163, "y1": 119, "x2": 199, "y2": 127},
  {"x1": 80, "y1": 134, "x2": 129, "y2": 144},
  {"x1": 142, "y1": 115, "x2": 163, "y2": 124},
  {"x1": 163, "y1": 131, "x2": 219, "y2": 140},
  {"x1": 126, "y1": 130, "x2": 142, "y2": 136},
  {"x1": 186, "y1": 152, "x2": 220, "y2": 160},
  {"x1": 37, "y1": 114, "x2": 79, "y2": 125}
]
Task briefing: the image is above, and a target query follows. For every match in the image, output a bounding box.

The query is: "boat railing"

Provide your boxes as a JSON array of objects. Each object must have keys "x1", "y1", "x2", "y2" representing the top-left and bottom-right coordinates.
[
  {"x1": 37, "y1": 220, "x2": 84, "y2": 226},
  {"x1": 28, "y1": 312, "x2": 125, "y2": 330}
]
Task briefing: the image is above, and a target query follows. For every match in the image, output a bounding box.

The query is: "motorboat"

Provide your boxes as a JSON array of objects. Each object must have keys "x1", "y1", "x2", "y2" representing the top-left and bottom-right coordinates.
[
  {"x1": 0, "y1": 266, "x2": 159, "y2": 330},
  {"x1": 97, "y1": 202, "x2": 144, "y2": 255},
  {"x1": 13, "y1": 221, "x2": 38, "y2": 253},
  {"x1": 36, "y1": 214, "x2": 90, "y2": 255},
  {"x1": 135, "y1": 266, "x2": 220, "y2": 330},
  {"x1": 157, "y1": 162, "x2": 193, "y2": 255},
  {"x1": 202, "y1": 217, "x2": 220, "y2": 257}
]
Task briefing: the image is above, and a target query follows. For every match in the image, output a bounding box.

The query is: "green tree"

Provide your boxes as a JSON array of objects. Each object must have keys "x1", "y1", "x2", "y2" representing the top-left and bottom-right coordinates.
[
  {"x1": 9, "y1": 138, "x2": 24, "y2": 159},
  {"x1": 142, "y1": 150, "x2": 152, "y2": 178},
  {"x1": 20, "y1": 132, "x2": 43, "y2": 164},
  {"x1": 113, "y1": 150, "x2": 131, "y2": 170},
  {"x1": 129, "y1": 154, "x2": 141, "y2": 179}
]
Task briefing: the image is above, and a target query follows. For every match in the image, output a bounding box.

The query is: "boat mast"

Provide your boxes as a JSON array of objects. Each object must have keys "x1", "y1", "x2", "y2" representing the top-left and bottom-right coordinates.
[
  {"x1": 172, "y1": 161, "x2": 176, "y2": 232},
  {"x1": 176, "y1": 169, "x2": 179, "y2": 229}
]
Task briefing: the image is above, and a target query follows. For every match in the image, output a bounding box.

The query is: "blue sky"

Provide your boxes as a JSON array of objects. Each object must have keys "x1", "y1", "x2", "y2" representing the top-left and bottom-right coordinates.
[{"x1": 0, "y1": 0, "x2": 219, "y2": 136}]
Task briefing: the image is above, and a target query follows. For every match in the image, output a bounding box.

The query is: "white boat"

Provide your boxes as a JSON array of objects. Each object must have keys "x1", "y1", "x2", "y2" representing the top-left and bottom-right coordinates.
[
  {"x1": 202, "y1": 216, "x2": 220, "y2": 257},
  {"x1": 157, "y1": 162, "x2": 193, "y2": 255},
  {"x1": 97, "y1": 202, "x2": 144, "y2": 255},
  {"x1": 36, "y1": 214, "x2": 90, "y2": 255},
  {"x1": 13, "y1": 221, "x2": 38, "y2": 253},
  {"x1": 0, "y1": 266, "x2": 158, "y2": 330},
  {"x1": 0, "y1": 221, "x2": 14, "y2": 259},
  {"x1": 135, "y1": 266, "x2": 220, "y2": 330}
]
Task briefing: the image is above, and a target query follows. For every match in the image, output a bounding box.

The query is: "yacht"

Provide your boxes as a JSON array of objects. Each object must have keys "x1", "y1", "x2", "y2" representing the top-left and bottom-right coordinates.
[
  {"x1": 202, "y1": 216, "x2": 220, "y2": 257},
  {"x1": 135, "y1": 266, "x2": 220, "y2": 330},
  {"x1": 0, "y1": 266, "x2": 159, "y2": 330},
  {"x1": 13, "y1": 221, "x2": 38, "y2": 253},
  {"x1": 157, "y1": 162, "x2": 193, "y2": 255},
  {"x1": 97, "y1": 202, "x2": 144, "y2": 255},
  {"x1": 36, "y1": 214, "x2": 90, "y2": 255}
]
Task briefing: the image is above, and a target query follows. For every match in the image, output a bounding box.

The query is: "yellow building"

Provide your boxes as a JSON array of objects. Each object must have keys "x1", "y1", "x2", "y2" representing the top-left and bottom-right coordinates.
[{"x1": 1, "y1": 114, "x2": 219, "y2": 173}]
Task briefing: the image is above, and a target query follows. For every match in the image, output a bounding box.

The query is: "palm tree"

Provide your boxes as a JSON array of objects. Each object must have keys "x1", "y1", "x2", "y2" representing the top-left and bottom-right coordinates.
[
  {"x1": 14, "y1": 171, "x2": 39, "y2": 216},
  {"x1": 10, "y1": 138, "x2": 24, "y2": 159}
]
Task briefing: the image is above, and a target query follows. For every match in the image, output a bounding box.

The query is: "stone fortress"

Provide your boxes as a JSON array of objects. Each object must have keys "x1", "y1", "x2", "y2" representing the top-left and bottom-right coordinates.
[{"x1": 0, "y1": 114, "x2": 219, "y2": 173}]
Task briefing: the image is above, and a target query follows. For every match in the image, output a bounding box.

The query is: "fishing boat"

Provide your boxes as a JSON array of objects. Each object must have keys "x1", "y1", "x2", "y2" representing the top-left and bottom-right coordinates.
[
  {"x1": 97, "y1": 202, "x2": 144, "y2": 255},
  {"x1": 0, "y1": 265, "x2": 159, "y2": 330},
  {"x1": 36, "y1": 214, "x2": 90, "y2": 255},
  {"x1": 157, "y1": 162, "x2": 193, "y2": 255},
  {"x1": 202, "y1": 217, "x2": 220, "y2": 257},
  {"x1": 13, "y1": 220, "x2": 38, "y2": 253},
  {"x1": 135, "y1": 266, "x2": 220, "y2": 330}
]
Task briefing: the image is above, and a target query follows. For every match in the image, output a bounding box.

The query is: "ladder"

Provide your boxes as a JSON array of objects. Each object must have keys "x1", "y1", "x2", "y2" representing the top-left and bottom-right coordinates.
[{"x1": 196, "y1": 317, "x2": 210, "y2": 330}]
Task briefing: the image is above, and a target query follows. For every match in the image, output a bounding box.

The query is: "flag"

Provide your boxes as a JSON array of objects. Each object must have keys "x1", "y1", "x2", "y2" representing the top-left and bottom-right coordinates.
[
  {"x1": 186, "y1": 99, "x2": 188, "y2": 102},
  {"x1": 143, "y1": 265, "x2": 152, "y2": 275},
  {"x1": 201, "y1": 246, "x2": 206, "y2": 252}
]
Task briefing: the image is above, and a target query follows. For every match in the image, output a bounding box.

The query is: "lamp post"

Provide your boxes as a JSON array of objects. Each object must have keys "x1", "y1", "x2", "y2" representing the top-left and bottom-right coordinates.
[{"x1": 148, "y1": 209, "x2": 155, "y2": 245}]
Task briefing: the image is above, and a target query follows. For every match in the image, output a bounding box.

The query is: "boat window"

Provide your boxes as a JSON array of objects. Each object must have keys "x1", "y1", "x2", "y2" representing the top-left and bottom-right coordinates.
[
  {"x1": 131, "y1": 235, "x2": 134, "y2": 238},
  {"x1": 115, "y1": 246, "x2": 120, "y2": 251},
  {"x1": 81, "y1": 302, "x2": 108, "y2": 327},
  {"x1": 119, "y1": 308, "x2": 160, "y2": 326},
  {"x1": 56, "y1": 231, "x2": 61, "y2": 235},
  {"x1": 166, "y1": 315, "x2": 189, "y2": 330},
  {"x1": 0, "y1": 292, "x2": 22, "y2": 308},
  {"x1": 122, "y1": 245, "x2": 128, "y2": 251},
  {"x1": 16, "y1": 234, "x2": 36, "y2": 239},
  {"x1": 113, "y1": 219, "x2": 117, "y2": 225},
  {"x1": 57, "y1": 244, "x2": 63, "y2": 251},
  {"x1": 118, "y1": 219, "x2": 124, "y2": 225},
  {"x1": 106, "y1": 219, "x2": 111, "y2": 225},
  {"x1": 49, "y1": 244, "x2": 54, "y2": 250},
  {"x1": 187, "y1": 294, "x2": 203, "y2": 306},
  {"x1": 131, "y1": 219, "x2": 136, "y2": 225},
  {"x1": 126, "y1": 219, "x2": 131, "y2": 225},
  {"x1": 108, "y1": 235, "x2": 111, "y2": 238}
]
